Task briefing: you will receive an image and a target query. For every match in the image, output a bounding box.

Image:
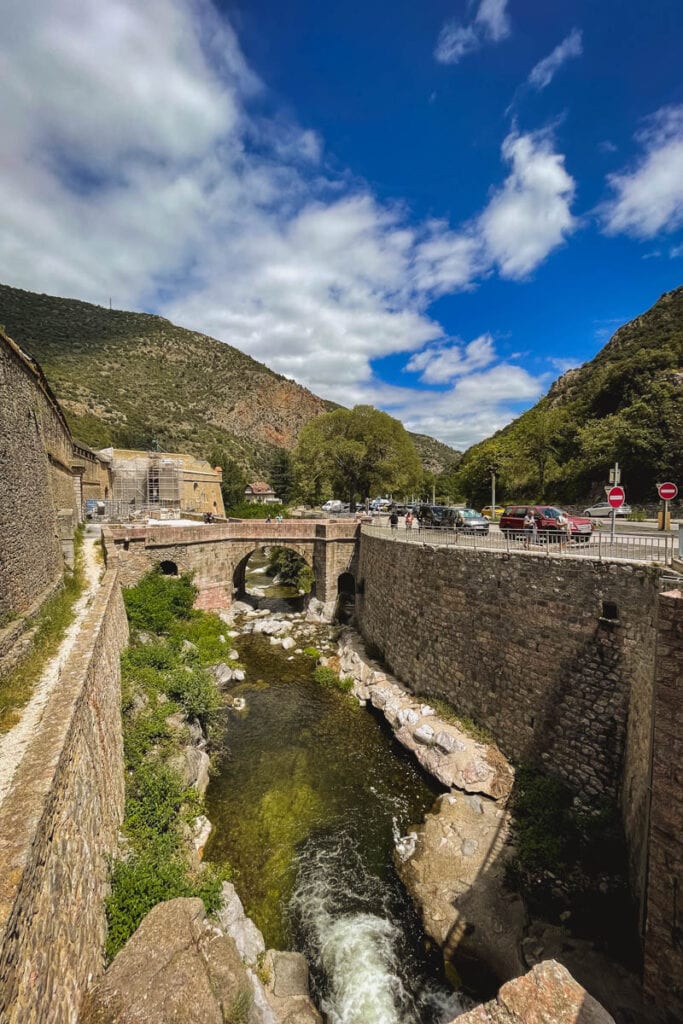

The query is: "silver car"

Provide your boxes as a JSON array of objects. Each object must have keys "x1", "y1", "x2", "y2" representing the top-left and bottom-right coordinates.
[{"x1": 582, "y1": 500, "x2": 632, "y2": 518}]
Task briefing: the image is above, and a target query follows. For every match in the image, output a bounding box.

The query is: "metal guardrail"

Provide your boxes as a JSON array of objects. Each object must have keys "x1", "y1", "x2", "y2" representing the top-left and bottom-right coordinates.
[{"x1": 363, "y1": 524, "x2": 675, "y2": 565}]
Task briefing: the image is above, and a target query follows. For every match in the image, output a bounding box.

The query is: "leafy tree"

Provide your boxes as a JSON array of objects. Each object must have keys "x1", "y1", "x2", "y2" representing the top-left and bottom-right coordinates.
[
  {"x1": 293, "y1": 405, "x2": 422, "y2": 507},
  {"x1": 268, "y1": 449, "x2": 295, "y2": 504},
  {"x1": 520, "y1": 405, "x2": 567, "y2": 498},
  {"x1": 208, "y1": 448, "x2": 247, "y2": 511}
]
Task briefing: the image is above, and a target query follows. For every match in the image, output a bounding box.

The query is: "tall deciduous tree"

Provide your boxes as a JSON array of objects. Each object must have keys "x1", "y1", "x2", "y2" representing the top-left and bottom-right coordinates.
[
  {"x1": 208, "y1": 448, "x2": 247, "y2": 511},
  {"x1": 293, "y1": 405, "x2": 422, "y2": 506},
  {"x1": 268, "y1": 449, "x2": 295, "y2": 504}
]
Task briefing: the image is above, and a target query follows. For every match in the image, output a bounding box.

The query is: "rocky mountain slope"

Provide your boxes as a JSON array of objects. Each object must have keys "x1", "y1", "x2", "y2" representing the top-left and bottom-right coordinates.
[
  {"x1": 0, "y1": 284, "x2": 459, "y2": 476},
  {"x1": 453, "y1": 285, "x2": 683, "y2": 504}
]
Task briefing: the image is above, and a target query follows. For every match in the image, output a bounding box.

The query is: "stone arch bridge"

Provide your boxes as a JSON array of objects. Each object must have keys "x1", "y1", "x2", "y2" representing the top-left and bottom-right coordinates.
[{"x1": 104, "y1": 519, "x2": 360, "y2": 612}]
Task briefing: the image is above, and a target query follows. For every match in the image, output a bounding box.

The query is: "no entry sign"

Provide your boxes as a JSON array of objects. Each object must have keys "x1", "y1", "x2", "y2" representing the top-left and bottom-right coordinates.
[
  {"x1": 607, "y1": 486, "x2": 626, "y2": 508},
  {"x1": 658, "y1": 481, "x2": 678, "y2": 501}
]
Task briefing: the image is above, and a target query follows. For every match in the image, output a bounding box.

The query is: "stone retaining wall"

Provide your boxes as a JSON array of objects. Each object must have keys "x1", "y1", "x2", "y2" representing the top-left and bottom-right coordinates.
[
  {"x1": 0, "y1": 566, "x2": 128, "y2": 1024},
  {"x1": 356, "y1": 533, "x2": 660, "y2": 906},
  {"x1": 643, "y1": 588, "x2": 683, "y2": 1019}
]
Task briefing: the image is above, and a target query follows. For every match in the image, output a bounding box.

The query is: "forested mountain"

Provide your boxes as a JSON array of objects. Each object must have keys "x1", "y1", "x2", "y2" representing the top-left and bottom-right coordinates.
[
  {"x1": 0, "y1": 284, "x2": 459, "y2": 478},
  {"x1": 449, "y1": 286, "x2": 683, "y2": 505}
]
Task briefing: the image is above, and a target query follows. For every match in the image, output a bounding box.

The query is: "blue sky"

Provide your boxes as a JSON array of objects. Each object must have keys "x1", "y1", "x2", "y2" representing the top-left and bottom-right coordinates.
[{"x1": 1, "y1": 0, "x2": 682, "y2": 449}]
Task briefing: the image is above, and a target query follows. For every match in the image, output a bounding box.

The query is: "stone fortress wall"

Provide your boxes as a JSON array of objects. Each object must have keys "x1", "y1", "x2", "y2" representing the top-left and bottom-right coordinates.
[
  {"x1": 355, "y1": 530, "x2": 681, "y2": 1019},
  {"x1": 0, "y1": 329, "x2": 78, "y2": 626},
  {"x1": 0, "y1": 565, "x2": 128, "y2": 1023}
]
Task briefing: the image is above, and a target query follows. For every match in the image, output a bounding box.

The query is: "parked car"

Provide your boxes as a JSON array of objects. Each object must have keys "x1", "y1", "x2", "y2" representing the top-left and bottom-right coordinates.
[
  {"x1": 500, "y1": 505, "x2": 593, "y2": 542},
  {"x1": 415, "y1": 504, "x2": 459, "y2": 528},
  {"x1": 455, "y1": 508, "x2": 490, "y2": 534},
  {"x1": 322, "y1": 500, "x2": 344, "y2": 513},
  {"x1": 582, "y1": 500, "x2": 632, "y2": 518},
  {"x1": 369, "y1": 498, "x2": 393, "y2": 511},
  {"x1": 480, "y1": 505, "x2": 505, "y2": 520}
]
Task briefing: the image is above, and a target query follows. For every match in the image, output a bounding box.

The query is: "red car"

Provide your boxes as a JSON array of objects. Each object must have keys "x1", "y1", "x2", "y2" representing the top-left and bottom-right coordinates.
[{"x1": 499, "y1": 505, "x2": 593, "y2": 543}]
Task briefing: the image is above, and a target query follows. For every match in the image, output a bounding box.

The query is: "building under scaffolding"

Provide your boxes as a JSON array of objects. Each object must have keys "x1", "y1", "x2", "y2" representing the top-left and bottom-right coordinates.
[
  {"x1": 97, "y1": 448, "x2": 224, "y2": 517},
  {"x1": 108, "y1": 454, "x2": 181, "y2": 507}
]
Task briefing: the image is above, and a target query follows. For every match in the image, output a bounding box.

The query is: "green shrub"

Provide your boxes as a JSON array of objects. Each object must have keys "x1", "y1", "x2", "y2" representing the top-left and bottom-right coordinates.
[
  {"x1": 126, "y1": 760, "x2": 188, "y2": 845},
  {"x1": 108, "y1": 569, "x2": 232, "y2": 961},
  {"x1": 123, "y1": 570, "x2": 196, "y2": 634},
  {"x1": 225, "y1": 502, "x2": 289, "y2": 520},
  {"x1": 302, "y1": 646, "x2": 320, "y2": 659},
  {"x1": 123, "y1": 702, "x2": 178, "y2": 770},
  {"x1": 505, "y1": 766, "x2": 578, "y2": 890},
  {"x1": 169, "y1": 611, "x2": 232, "y2": 665},
  {"x1": 105, "y1": 844, "x2": 191, "y2": 960},
  {"x1": 123, "y1": 642, "x2": 178, "y2": 671},
  {"x1": 165, "y1": 666, "x2": 224, "y2": 722},
  {"x1": 313, "y1": 666, "x2": 354, "y2": 693}
]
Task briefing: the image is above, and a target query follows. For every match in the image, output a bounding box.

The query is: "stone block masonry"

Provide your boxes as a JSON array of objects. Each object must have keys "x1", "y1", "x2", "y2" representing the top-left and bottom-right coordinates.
[
  {"x1": 0, "y1": 565, "x2": 128, "y2": 1024},
  {"x1": 356, "y1": 535, "x2": 659, "y2": 908},
  {"x1": 643, "y1": 589, "x2": 683, "y2": 1019},
  {"x1": 0, "y1": 329, "x2": 78, "y2": 623}
]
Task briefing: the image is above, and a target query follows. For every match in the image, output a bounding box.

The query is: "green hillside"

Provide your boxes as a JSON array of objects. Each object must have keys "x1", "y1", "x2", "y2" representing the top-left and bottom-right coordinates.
[
  {"x1": 0, "y1": 283, "x2": 459, "y2": 478},
  {"x1": 451, "y1": 286, "x2": 683, "y2": 505}
]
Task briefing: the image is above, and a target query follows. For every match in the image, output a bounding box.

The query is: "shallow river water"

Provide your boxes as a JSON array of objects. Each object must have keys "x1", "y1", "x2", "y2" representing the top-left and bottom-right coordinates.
[{"x1": 204, "y1": 607, "x2": 470, "y2": 1023}]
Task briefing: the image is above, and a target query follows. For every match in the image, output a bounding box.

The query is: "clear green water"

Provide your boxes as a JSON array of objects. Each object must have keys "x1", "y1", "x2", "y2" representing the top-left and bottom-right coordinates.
[{"x1": 204, "y1": 629, "x2": 471, "y2": 1023}]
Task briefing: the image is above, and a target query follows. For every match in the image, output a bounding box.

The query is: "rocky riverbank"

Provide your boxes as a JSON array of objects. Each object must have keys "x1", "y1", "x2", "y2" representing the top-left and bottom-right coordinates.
[{"x1": 337, "y1": 630, "x2": 526, "y2": 987}]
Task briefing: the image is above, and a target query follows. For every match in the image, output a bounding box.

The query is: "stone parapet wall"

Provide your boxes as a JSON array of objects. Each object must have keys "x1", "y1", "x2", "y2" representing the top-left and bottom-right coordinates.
[
  {"x1": 643, "y1": 588, "x2": 683, "y2": 1019},
  {"x1": 0, "y1": 566, "x2": 128, "y2": 1024},
  {"x1": 356, "y1": 534, "x2": 659, "y2": 906}
]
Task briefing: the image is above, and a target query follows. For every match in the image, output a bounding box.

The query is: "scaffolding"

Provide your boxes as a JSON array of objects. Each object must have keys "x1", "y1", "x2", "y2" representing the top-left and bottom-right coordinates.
[{"x1": 111, "y1": 454, "x2": 181, "y2": 507}]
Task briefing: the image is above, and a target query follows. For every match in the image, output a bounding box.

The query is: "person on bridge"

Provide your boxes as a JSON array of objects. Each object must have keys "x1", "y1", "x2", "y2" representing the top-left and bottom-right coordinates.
[
  {"x1": 522, "y1": 508, "x2": 536, "y2": 549},
  {"x1": 389, "y1": 510, "x2": 399, "y2": 531},
  {"x1": 405, "y1": 511, "x2": 414, "y2": 530}
]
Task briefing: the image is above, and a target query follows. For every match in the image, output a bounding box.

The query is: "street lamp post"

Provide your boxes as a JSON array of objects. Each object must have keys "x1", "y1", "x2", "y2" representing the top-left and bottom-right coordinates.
[{"x1": 488, "y1": 465, "x2": 497, "y2": 521}]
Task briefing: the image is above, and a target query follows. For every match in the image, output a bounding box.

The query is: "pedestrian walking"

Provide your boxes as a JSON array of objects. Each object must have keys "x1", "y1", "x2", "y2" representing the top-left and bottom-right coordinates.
[
  {"x1": 405, "y1": 511, "x2": 414, "y2": 530},
  {"x1": 522, "y1": 508, "x2": 535, "y2": 549},
  {"x1": 389, "y1": 510, "x2": 399, "y2": 531}
]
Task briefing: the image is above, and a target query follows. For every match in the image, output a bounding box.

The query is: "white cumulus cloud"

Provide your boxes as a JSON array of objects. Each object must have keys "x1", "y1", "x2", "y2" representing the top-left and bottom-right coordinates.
[
  {"x1": 601, "y1": 105, "x2": 683, "y2": 238},
  {"x1": 406, "y1": 334, "x2": 496, "y2": 383},
  {"x1": 0, "y1": 0, "x2": 570, "y2": 452},
  {"x1": 479, "y1": 129, "x2": 577, "y2": 278},
  {"x1": 528, "y1": 28, "x2": 583, "y2": 90}
]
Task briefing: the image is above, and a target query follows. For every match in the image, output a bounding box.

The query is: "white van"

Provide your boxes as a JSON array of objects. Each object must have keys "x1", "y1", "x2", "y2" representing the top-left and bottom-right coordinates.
[{"x1": 322, "y1": 500, "x2": 344, "y2": 513}]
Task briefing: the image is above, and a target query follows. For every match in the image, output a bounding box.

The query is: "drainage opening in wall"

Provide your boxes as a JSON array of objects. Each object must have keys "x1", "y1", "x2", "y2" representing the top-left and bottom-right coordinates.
[
  {"x1": 601, "y1": 601, "x2": 619, "y2": 622},
  {"x1": 159, "y1": 560, "x2": 179, "y2": 577}
]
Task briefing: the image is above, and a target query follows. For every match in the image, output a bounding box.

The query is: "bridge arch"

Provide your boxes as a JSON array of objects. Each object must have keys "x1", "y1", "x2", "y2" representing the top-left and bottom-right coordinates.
[{"x1": 232, "y1": 543, "x2": 316, "y2": 601}]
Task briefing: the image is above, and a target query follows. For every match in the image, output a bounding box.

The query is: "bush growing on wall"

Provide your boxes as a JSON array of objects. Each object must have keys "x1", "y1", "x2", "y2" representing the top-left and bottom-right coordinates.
[{"x1": 107, "y1": 570, "x2": 233, "y2": 960}]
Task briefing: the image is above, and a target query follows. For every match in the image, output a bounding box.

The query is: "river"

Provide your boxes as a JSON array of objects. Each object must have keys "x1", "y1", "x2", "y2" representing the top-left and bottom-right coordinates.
[{"x1": 204, "y1": 555, "x2": 470, "y2": 1023}]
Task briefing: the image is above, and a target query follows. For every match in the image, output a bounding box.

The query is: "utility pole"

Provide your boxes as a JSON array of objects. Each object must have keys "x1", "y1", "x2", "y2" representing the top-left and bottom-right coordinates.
[{"x1": 487, "y1": 465, "x2": 497, "y2": 521}]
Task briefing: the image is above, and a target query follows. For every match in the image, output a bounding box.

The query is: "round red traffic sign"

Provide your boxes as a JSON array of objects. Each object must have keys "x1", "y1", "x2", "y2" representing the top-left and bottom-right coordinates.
[
  {"x1": 658, "y1": 481, "x2": 678, "y2": 501},
  {"x1": 607, "y1": 486, "x2": 625, "y2": 508}
]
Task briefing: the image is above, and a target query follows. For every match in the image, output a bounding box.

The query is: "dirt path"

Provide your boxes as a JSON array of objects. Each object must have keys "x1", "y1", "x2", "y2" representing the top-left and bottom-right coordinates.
[{"x1": 0, "y1": 534, "x2": 102, "y2": 809}]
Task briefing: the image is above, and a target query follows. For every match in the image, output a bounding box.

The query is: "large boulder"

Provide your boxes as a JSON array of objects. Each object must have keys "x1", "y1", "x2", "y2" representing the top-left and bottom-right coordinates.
[
  {"x1": 396, "y1": 791, "x2": 526, "y2": 983},
  {"x1": 340, "y1": 634, "x2": 513, "y2": 800},
  {"x1": 80, "y1": 898, "x2": 256, "y2": 1024},
  {"x1": 449, "y1": 959, "x2": 615, "y2": 1023},
  {"x1": 216, "y1": 882, "x2": 266, "y2": 967},
  {"x1": 168, "y1": 744, "x2": 211, "y2": 794},
  {"x1": 261, "y1": 951, "x2": 322, "y2": 1024}
]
